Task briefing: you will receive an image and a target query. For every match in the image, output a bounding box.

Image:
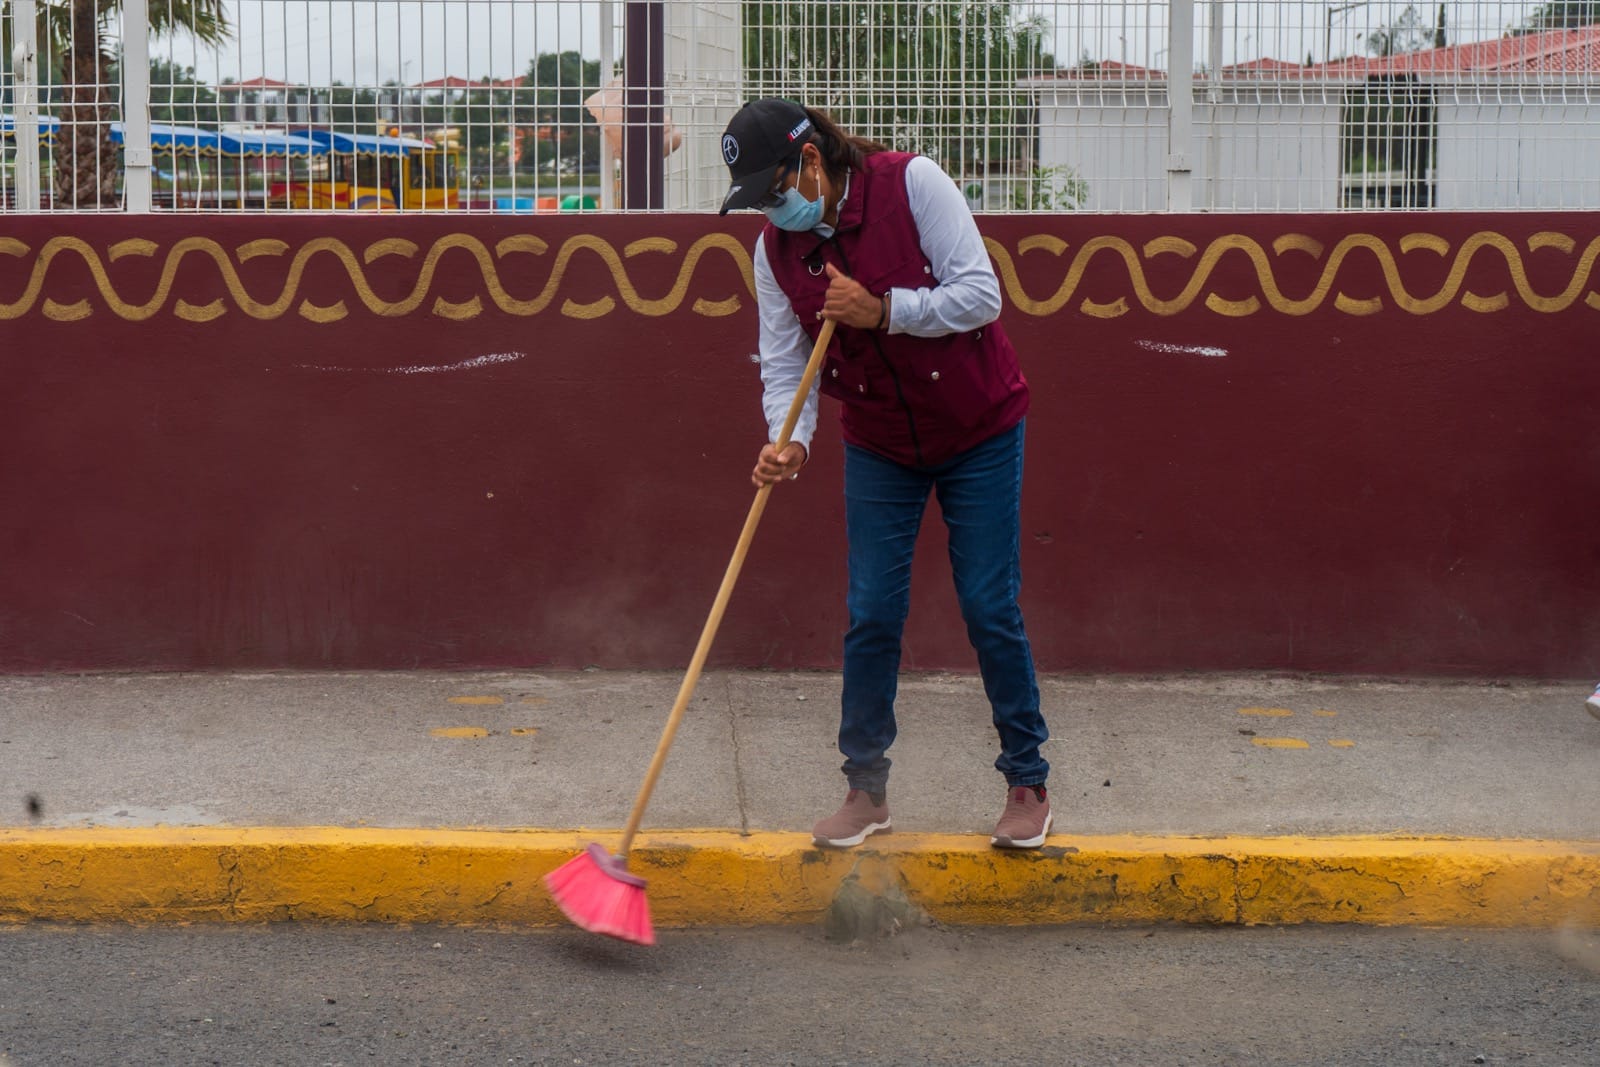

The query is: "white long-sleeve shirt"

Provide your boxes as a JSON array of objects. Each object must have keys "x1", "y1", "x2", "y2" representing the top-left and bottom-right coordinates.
[{"x1": 751, "y1": 155, "x2": 1003, "y2": 455}]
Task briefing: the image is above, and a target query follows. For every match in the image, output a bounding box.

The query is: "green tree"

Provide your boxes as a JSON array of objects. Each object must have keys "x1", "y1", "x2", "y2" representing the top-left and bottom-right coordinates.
[
  {"x1": 1362, "y1": 4, "x2": 1433, "y2": 56},
  {"x1": 320, "y1": 82, "x2": 381, "y2": 136},
  {"x1": 2, "y1": 0, "x2": 230, "y2": 206},
  {"x1": 1008, "y1": 163, "x2": 1086, "y2": 211},
  {"x1": 741, "y1": 1, "x2": 1055, "y2": 181},
  {"x1": 513, "y1": 50, "x2": 602, "y2": 175},
  {"x1": 1515, "y1": 0, "x2": 1600, "y2": 32},
  {"x1": 417, "y1": 79, "x2": 506, "y2": 184},
  {"x1": 1346, "y1": 5, "x2": 1441, "y2": 207},
  {"x1": 147, "y1": 57, "x2": 223, "y2": 127}
]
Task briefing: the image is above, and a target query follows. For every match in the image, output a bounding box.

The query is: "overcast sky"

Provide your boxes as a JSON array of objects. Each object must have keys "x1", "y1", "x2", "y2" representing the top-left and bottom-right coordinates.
[
  {"x1": 169, "y1": 1, "x2": 1549, "y2": 88},
  {"x1": 180, "y1": 1, "x2": 608, "y2": 87}
]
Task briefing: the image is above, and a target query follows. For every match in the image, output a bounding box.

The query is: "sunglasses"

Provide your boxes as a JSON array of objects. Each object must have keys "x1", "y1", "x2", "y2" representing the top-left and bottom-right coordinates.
[{"x1": 752, "y1": 156, "x2": 803, "y2": 209}]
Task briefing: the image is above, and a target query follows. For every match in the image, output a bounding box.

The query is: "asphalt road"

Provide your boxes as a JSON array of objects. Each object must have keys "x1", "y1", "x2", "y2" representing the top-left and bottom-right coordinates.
[{"x1": 2, "y1": 923, "x2": 1597, "y2": 1066}]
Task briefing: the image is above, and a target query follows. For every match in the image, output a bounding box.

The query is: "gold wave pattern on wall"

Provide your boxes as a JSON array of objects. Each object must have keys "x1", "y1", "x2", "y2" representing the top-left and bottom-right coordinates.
[
  {"x1": 1, "y1": 230, "x2": 1596, "y2": 322},
  {"x1": 0, "y1": 232, "x2": 753, "y2": 323},
  {"x1": 984, "y1": 231, "x2": 1600, "y2": 318}
]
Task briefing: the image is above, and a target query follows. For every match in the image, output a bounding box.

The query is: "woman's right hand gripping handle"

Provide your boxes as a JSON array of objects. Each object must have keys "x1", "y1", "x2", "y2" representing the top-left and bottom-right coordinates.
[{"x1": 752, "y1": 442, "x2": 808, "y2": 488}]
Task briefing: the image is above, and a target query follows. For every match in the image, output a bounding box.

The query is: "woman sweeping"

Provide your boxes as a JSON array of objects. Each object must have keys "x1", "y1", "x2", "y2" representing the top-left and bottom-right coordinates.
[{"x1": 718, "y1": 98, "x2": 1054, "y2": 850}]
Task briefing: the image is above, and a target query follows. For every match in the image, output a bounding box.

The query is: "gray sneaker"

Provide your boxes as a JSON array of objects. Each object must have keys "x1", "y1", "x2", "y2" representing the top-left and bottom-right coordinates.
[
  {"x1": 1587, "y1": 684, "x2": 1600, "y2": 721},
  {"x1": 990, "y1": 785, "x2": 1052, "y2": 849},
  {"x1": 812, "y1": 789, "x2": 891, "y2": 848}
]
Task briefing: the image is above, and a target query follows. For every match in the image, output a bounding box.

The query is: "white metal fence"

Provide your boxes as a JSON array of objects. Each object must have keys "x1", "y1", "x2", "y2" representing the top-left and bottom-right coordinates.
[{"x1": 4, "y1": 0, "x2": 1598, "y2": 213}]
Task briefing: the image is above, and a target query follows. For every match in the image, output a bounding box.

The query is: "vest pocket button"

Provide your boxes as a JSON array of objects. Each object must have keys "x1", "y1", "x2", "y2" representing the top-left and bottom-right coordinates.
[{"x1": 931, "y1": 371, "x2": 941, "y2": 381}]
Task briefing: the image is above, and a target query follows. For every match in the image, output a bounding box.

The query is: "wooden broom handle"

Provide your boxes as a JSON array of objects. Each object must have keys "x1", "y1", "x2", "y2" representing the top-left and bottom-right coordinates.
[{"x1": 619, "y1": 318, "x2": 836, "y2": 856}]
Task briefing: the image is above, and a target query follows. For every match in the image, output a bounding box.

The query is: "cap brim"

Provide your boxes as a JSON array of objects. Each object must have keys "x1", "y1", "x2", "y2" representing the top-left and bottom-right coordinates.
[{"x1": 718, "y1": 160, "x2": 785, "y2": 215}]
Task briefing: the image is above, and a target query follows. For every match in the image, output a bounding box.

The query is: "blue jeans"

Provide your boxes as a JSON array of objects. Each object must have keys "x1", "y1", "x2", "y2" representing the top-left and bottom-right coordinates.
[{"x1": 838, "y1": 420, "x2": 1049, "y2": 793}]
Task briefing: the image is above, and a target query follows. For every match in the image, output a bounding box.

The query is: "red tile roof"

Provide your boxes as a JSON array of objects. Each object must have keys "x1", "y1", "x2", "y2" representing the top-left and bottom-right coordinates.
[
  {"x1": 1221, "y1": 58, "x2": 1308, "y2": 76},
  {"x1": 1033, "y1": 24, "x2": 1600, "y2": 85},
  {"x1": 217, "y1": 77, "x2": 296, "y2": 92},
  {"x1": 1030, "y1": 60, "x2": 1166, "y2": 81},
  {"x1": 1307, "y1": 23, "x2": 1600, "y2": 77}
]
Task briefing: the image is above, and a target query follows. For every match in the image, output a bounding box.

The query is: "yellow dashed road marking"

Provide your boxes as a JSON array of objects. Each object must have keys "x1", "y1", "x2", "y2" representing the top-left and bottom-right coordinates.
[
  {"x1": 1314, "y1": 709, "x2": 1339, "y2": 717},
  {"x1": 1239, "y1": 707, "x2": 1295, "y2": 717},
  {"x1": 448, "y1": 696, "x2": 503, "y2": 705},
  {"x1": 509, "y1": 727, "x2": 539, "y2": 737},
  {"x1": 430, "y1": 726, "x2": 491, "y2": 739},
  {"x1": 1252, "y1": 737, "x2": 1310, "y2": 749},
  {"x1": 1329, "y1": 739, "x2": 1356, "y2": 748}
]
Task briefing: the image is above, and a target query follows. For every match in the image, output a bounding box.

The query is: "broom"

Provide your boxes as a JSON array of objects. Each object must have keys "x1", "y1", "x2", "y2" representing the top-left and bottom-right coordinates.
[{"x1": 545, "y1": 317, "x2": 838, "y2": 945}]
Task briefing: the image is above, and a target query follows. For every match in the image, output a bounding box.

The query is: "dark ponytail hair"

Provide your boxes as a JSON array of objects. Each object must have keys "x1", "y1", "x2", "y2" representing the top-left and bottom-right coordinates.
[{"x1": 800, "y1": 106, "x2": 889, "y2": 180}]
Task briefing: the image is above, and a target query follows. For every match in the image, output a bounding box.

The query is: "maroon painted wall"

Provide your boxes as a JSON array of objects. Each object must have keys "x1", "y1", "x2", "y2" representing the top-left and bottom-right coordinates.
[{"x1": 1, "y1": 214, "x2": 1596, "y2": 676}]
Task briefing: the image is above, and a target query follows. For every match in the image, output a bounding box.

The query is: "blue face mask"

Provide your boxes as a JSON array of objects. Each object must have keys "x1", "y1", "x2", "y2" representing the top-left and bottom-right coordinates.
[{"x1": 760, "y1": 168, "x2": 824, "y2": 231}]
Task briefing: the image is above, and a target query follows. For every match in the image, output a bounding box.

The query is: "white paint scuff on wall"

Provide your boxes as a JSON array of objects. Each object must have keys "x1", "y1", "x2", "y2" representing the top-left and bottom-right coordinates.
[
  {"x1": 296, "y1": 351, "x2": 527, "y2": 375},
  {"x1": 1136, "y1": 340, "x2": 1229, "y2": 358}
]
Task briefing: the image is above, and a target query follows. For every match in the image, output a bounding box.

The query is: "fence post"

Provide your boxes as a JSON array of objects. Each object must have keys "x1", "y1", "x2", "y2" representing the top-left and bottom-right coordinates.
[
  {"x1": 1205, "y1": 0, "x2": 1224, "y2": 211},
  {"x1": 600, "y1": 0, "x2": 617, "y2": 211},
  {"x1": 121, "y1": 0, "x2": 153, "y2": 212},
  {"x1": 623, "y1": 0, "x2": 664, "y2": 210},
  {"x1": 1167, "y1": 0, "x2": 1195, "y2": 211},
  {"x1": 10, "y1": 0, "x2": 42, "y2": 211}
]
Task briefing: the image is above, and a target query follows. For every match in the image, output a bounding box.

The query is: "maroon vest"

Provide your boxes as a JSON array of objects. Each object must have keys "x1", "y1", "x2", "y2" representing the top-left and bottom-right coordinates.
[{"x1": 763, "y1": 151, "x2": 1028, "y2": 468}]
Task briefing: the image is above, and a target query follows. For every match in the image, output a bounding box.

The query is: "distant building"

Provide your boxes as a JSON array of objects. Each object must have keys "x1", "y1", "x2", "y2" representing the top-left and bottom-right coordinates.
[
  {"x1": 1023, "y1": 25, "x2": 1600, "y2": 211},
  {"x1": 217, "y1": 77, "x2": 324, "y2": 128}
]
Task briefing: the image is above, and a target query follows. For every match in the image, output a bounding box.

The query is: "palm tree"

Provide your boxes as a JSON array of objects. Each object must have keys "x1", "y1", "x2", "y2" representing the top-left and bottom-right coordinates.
[{"x1": 4, "y1": 0, "x2": 229, "y2": 206}]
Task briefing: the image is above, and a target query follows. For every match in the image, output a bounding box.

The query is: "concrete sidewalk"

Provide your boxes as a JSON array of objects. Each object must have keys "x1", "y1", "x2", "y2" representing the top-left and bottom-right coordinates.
[{"x1": 2, "y1": 670, "x2": 1597, "y2": 929}]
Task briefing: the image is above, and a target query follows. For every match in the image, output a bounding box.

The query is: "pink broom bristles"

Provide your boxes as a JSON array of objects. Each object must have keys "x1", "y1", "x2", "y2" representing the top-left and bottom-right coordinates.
[{"x1": 544, "y1": 843, "x2": 654, "y2": 946}]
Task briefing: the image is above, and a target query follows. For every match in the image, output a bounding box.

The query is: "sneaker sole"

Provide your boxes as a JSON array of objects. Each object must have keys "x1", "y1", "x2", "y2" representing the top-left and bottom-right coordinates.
[
  {"x1": 990, "y1": 808, "x2": 1053, "y2": 850},
  {"x1": 1587, "y1": 697, "x2": 1600, "y2": 722},
  {"x1": 812, "y1": 819, "x2": 891, "y2": 849}
]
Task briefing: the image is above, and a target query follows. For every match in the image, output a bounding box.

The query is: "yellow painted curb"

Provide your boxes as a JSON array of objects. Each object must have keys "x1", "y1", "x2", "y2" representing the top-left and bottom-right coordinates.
[{"x1": 1, "y1": 828, "x2": 1596, "y2": 928}]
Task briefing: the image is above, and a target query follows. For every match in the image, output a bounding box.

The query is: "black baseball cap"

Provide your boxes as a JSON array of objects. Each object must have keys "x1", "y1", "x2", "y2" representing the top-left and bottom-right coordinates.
[{"x1": 718, "y1": 98, "x2": 814, "y2": 215}]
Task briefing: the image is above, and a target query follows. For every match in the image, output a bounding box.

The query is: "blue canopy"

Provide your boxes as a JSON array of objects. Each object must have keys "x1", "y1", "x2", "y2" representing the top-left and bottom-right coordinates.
[
  {"x1": 3, "y1": 117, "x2": 323, "y2": 157},
  {"x1": 219, "y1": 128, "x2": 327, "y2": 157},
  {"x1": 114, "y1": 122, "x2": 223, "y2": 155},
  {"x1": 300, "y1": 129, "x2": 433, "y2": 156},
  {"x1": 0, "y1": 113, "x2": 62, "y2": 139},
  {"x1": 110, "y1": 123, "x2": 326, "y2": 157}
]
